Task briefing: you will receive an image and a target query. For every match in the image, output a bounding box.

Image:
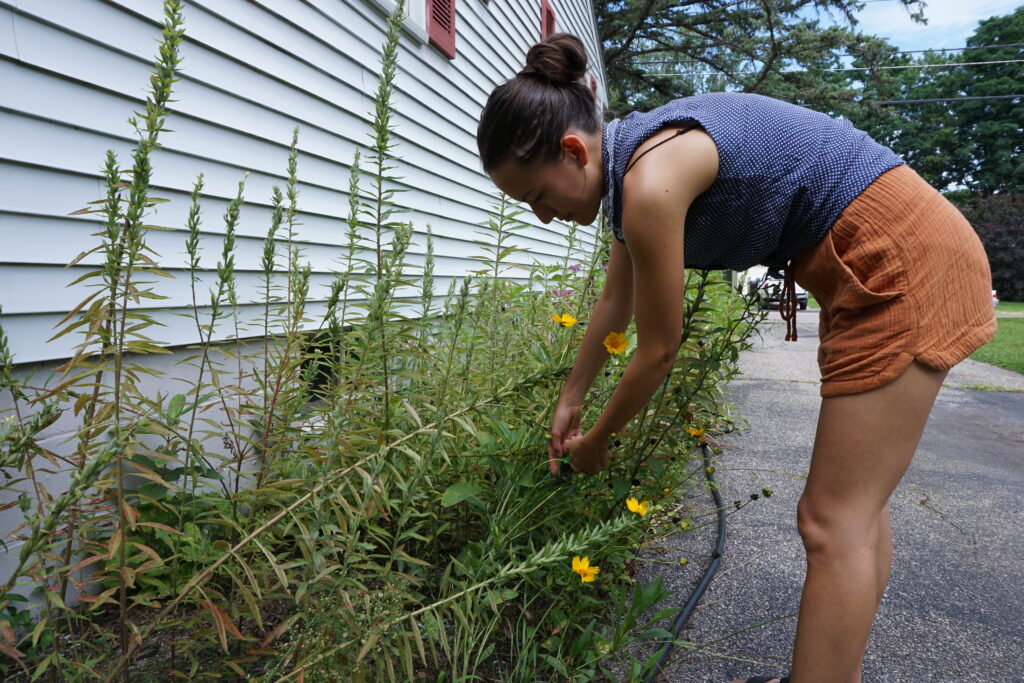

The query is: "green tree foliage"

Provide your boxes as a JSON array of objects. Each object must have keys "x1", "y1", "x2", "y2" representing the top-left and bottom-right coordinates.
[
  {"x1": 844, "y1": 40, "x2": 969, "y2": 191},
  {"x1": 596, "y1": 2, "x2": 1022, "y2": 196},
  {"x1": 959, "y1": 193, "x2": 1024, "y2": 301},
  {"x1": 957, "y1": 8, "x2": 1024, "y2": 194},
  {"x1": 596, "y1": 0, "x2": 925, "y2": 117},
  {"x1": 847, "y1": 7, "x2": 1023, "y2": 193}
]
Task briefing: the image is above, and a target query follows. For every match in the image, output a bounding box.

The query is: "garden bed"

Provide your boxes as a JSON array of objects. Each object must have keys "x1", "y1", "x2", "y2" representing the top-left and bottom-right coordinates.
[{"x1": 0, "y1": 2, "x2": 764, "y2": 680}]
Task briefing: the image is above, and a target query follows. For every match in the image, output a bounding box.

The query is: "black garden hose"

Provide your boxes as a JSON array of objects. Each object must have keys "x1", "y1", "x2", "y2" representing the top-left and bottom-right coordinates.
[{"x1": 641, "y1": 441, "x2": 727, "y2": 682}]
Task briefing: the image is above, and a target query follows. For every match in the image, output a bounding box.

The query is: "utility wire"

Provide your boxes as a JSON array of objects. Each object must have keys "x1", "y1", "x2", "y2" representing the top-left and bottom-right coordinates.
[
  {"x1": 634, "y1": 42, "x2": 1024, "y2": 66},
  {"x1": 870, "y1": 42, "x2": 1024, "y2": 56},
  {"x1": 650, "y1": 58, "x2": 1024, "y2": 77},
  {"x1": 875, "y1": 93, "x2": 1023, "y2": 104}
]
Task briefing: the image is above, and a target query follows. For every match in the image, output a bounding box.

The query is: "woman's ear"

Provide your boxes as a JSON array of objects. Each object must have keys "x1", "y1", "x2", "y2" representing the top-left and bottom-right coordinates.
[{"x1": 561, "y1": 134, "x2": 590, "y2": 168}]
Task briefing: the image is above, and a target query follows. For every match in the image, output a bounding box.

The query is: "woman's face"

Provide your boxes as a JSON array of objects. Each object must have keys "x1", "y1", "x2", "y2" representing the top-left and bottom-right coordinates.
[{"x1": 489, "y1": 131, "x2": 603, "y2": 226}]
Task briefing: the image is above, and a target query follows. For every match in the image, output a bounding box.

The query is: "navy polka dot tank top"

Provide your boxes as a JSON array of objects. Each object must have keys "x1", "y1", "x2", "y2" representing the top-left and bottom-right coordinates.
[{"x1": 600, "y1": 92, "x2": 904, "y2": 271}]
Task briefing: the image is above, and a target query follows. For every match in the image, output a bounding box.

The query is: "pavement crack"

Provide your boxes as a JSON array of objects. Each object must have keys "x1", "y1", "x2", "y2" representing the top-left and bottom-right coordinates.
[{"x1": 918, "y1": 493, "x2": 971, "y2": 540}]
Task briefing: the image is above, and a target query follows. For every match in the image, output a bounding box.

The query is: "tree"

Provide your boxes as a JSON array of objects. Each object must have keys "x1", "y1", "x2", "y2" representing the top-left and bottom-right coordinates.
[
  {"x1": 957, "y1": 7, "x2": 1024, "y2": 194},
  {"x1": 845, "y1": 7, "x2": 1023, "y2": 194},
  {"x1": 959, "y1": 194, "x2": 1024, "y2": 301},
  {"x1": 596, "y1": 0, "x2": 925, "y2": 117},
  {"x1": 843, "y1": 40, "x2": 971, "y2": 191}
]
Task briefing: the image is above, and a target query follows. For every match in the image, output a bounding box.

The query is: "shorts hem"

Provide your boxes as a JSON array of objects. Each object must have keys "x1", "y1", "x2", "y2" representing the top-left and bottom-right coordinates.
[
  {"x1": 916, "y1": 318, "x2": 997, "y2": 372},
  {"x1": 819, "y1": 315, "x2": 996, "y2": 398},
  {"x1": 820, "y1": 351, "x2": 916, "y2": 398}
]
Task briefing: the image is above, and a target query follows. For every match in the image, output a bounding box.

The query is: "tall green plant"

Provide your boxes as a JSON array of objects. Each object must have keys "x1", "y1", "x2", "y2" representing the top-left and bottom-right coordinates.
[{"x1": 0, "y1": 0, "x2": 767, "y2": 679}]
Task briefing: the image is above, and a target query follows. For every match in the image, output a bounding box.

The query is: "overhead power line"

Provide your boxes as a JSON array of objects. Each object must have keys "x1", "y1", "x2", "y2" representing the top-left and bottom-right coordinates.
[
  {"x1": 875, "y1": 93, "x2": 1023, "y2": 105},
  {"x1": 634, "y1": 42, "x2": 1024, "y2": 67},
  {"x1": 652, "y1": 58, "x2": 1024, "y2": 77},
  {"x1": 877, "y1": 42, "x2": 1024, "y2": 56}
]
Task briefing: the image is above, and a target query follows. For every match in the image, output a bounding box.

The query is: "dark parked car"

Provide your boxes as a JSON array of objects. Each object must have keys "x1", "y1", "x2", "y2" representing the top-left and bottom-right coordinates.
[{"x1": 753, "y1": 275, "x2": 808, "y2": 310}]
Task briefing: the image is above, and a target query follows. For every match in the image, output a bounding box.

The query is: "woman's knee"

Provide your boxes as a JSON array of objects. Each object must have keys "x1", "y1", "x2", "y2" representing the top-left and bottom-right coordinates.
[{"x1": 796, "y1": 493, "x2": 884, "y2": 557}]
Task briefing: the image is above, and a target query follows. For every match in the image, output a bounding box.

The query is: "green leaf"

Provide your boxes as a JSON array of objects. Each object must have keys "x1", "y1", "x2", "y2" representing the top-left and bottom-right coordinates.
[
  {"x1": 137, "y1": 482, "x2": 168, "y2": 500},
  {"x1": 166, "y1": 393, "x2": 186, "y2": 420},
  {"x1": 440, "y1": 482, "x2": 482, "y2": 507},
  {"x1": 640, "y1": 627, "x2": 672, "y2": 640}
]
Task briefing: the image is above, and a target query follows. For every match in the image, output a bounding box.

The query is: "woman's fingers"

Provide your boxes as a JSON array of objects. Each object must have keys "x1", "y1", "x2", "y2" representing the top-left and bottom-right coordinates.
[
  {"x1": 548, "y1": 430, "x2": 565, "y2": 475},
  {"x1": 547, "y1": 442, "x2": 560, "y2": 475},
  {"x1": 549, "y1": 404, "x2": 584, "y2": 476}
]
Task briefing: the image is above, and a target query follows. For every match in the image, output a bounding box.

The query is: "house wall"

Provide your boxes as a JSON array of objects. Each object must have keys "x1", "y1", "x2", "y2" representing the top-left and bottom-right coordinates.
[
  {"x1": 0, "y1": 0, "x2": 608, "y2": 365},
  {"x1": 0, "y1": 0, "x2": 607, "y2": 599}
]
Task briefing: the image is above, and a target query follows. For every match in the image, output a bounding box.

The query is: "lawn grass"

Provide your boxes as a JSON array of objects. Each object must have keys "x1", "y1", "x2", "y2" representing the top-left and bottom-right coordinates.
[
  {"x1": 996, "y1": 300, "x2": 1024, "y2": 314},
  {"x1": 971, "y1": 317, "x2": 1024, "y2": 374}
]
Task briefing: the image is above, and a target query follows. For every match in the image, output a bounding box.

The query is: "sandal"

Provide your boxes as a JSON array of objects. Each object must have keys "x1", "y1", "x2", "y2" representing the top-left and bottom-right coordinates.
[{"x1": 744, "y1": 677, "x2": 790, "y2": 683}]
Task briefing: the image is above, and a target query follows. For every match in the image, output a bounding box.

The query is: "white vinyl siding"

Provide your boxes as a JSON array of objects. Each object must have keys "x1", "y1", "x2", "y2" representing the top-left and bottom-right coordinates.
[{"x1": 0, "y1": 0, "x2": 607, "y2": 364}]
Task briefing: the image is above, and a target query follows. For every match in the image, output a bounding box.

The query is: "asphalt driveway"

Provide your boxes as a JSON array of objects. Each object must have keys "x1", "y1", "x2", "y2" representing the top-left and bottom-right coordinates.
[{"x1": 636, "y1": 309, "x2": 1024, "y2": 683}]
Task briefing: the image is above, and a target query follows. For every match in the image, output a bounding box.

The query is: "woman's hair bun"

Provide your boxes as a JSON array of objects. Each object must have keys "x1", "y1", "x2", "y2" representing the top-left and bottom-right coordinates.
[
  {"x1": 519, "y1": 33, "x2": 588, "y2": 86},
  {"x1": 477, "y1": 31, "x2": 598, "y2": 171}
]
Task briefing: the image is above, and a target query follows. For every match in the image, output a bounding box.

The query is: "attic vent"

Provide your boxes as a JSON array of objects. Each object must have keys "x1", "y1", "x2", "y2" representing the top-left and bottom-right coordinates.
[
  {"x1": 541, "y1": 0, "x2": 556, "y2": 39},
  {"x1": 428, "y1": 0, "x2": 456, "y2": 59}
]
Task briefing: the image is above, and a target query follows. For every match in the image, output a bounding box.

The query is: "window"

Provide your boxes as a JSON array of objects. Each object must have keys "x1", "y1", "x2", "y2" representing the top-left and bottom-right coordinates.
[
  {"x1": 540, "y1": 0, "x2": 556, "y2": 39},
  {"x1": 407, "y1": 0, "x2": 427, "y2": 36},
  {"x1": 364, "y1": 0, "x2": 431, "y2": 45},
  {"x1": 427, "y1": 0, "x2": 456, "y2": 58}
]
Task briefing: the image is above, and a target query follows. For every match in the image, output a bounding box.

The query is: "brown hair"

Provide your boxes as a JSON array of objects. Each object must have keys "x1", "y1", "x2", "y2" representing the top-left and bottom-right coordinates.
[{"x1": 477, "y1": 33, "x2": 600, "y2": 173}]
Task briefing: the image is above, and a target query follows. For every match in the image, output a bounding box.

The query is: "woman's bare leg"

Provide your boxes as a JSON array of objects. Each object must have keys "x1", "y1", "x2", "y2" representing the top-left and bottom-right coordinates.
[
  {"x1": 789, "y1": 360, "x2": 946, "y2": 683},
  {"x1": 852, "y1": 501, "x2": 893, "y2": 681},
  {"x1": 730, "y1": 361, "x2": 945, "y2": 683}
]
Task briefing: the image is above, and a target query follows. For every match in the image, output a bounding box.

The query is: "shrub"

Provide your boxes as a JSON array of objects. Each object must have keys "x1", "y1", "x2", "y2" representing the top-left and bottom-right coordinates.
[
  {"x1": 959, "y1": 193, "x2": 1024, "y2": 301},
  {"x1": 0, "y1": 1, "x2": 764, "y2": 680}
]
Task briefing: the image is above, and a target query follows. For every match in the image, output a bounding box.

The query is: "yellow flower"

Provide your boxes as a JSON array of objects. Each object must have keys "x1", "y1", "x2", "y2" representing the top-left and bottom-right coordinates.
[
  {"x1": 551, "y1": 313, "x2": 578, "y2": 327},
  {"x1": 603, "y1": 331, "x2": 628, "y2": 354},
  {"x1": 686, "y1": 426, "x2": 706, "y2": 439},
  {"x1": 571, "y1": 555, "x2": 600, "y2": 583},
  {"x1": 626, "y1": 497, "x2": 649, "y2": 517},
  {"x1": 663, "y1": 488, "x2": 672, "y2": 496}
]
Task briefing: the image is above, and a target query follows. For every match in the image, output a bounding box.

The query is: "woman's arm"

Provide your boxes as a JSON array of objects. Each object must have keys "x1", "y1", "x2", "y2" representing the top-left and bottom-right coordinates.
[
  {"x1": 558, "y1": 239, "x2": 634, "y2": 405},
  {"x1": 567, "y1": 128, "x2": 719, "y2": 474},
  {"x1": 547, "y1": 239, "x2": 634, "y2": 473}
]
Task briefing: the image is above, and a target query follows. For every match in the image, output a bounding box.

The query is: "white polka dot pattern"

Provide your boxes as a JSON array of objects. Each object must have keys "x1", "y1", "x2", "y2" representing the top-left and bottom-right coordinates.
[{"x1": 600, "y1": 92, "x2": 905, "y2": 271}]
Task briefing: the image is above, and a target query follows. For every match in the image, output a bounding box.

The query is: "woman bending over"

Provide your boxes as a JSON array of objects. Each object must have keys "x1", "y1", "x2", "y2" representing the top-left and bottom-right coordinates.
[{"x1": 476, "y1": 33, "x2": 995, "y2": 683}]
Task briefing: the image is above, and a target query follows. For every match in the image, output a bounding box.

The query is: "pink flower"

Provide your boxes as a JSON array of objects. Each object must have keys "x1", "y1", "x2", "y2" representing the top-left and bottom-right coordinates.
[{"x1": 568, "y1": 264, "x2": 582, "y2": 272}]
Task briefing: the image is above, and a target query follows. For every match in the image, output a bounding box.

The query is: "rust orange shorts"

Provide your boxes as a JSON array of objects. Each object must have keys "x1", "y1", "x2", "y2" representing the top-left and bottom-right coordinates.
[{"x1": 791, "y1": 164, "x2": 996, "y2": 398}]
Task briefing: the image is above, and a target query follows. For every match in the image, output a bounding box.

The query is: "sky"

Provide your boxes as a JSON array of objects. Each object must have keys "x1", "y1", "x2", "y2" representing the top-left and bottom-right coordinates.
[{"x1": 846, "y1": 0, "x2": 1023, "y2": 52}]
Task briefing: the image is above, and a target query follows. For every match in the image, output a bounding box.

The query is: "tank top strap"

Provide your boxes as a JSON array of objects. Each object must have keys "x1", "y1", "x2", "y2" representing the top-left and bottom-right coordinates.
[{"x1": 623, "y1": 122, "x2": 700, "y2": 178}]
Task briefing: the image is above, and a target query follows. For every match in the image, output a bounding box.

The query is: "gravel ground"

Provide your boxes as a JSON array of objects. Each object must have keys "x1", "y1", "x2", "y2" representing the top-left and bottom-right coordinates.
[{"x1": 633, "y1": 310, "x2": 1024, "y2": 683}]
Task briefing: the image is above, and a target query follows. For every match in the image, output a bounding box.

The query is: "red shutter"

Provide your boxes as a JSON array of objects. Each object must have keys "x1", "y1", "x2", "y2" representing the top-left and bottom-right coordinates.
[
  {"x1": 540, "y1": 0, "x2": 556, "y2": 39},
  {"x1": 427, "y1": 0, "x2": 456, "y2": 59}
]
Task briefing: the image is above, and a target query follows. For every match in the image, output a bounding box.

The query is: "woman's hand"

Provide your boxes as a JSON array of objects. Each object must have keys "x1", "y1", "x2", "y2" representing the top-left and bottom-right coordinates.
[
  {"x1": 565, "y1": 431, "x2": 612, "y2": 475},
  {"x1": 548, "y1": 401, "x2": 582, "y2": 475}
]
